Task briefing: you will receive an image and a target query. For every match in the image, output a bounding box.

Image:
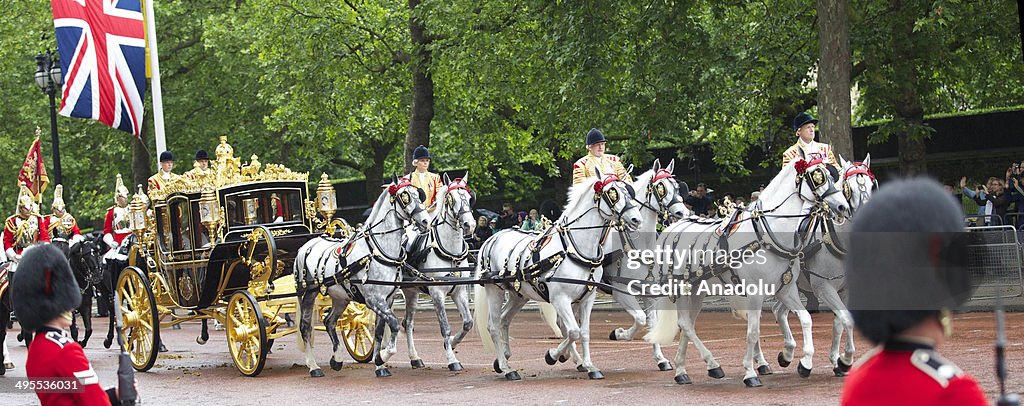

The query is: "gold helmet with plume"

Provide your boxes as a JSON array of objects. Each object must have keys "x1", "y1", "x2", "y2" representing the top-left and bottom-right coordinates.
[
  {"x1": 52, "y1": 184, "x2": 66, "y2": 211},
  {"x1": 17, "y1": 182, "x2": 35, "y2": 212},
  {"x1": 115, "y1": 173, "x2": 130, "y2": 201}
]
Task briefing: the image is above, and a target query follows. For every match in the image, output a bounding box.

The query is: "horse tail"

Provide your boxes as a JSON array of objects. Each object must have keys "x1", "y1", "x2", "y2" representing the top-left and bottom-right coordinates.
[
  {"x1": 644, "y1": 298, "x2": 678, "y2": 345},
  {"x1": 730, "y1": 294, "x2": 749, "y2": 321},
  {"x1": 538, "y1": 302, "x2": 562, "y2": 338},
  {"x1": 473, "y1": 242, "x2": 495, "y2": 353}
]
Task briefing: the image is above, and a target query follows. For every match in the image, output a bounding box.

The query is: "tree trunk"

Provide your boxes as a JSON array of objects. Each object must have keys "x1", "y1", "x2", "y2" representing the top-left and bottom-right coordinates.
[
  {"x1": 404, "y1": 0, "x2": 434, "y2": 174},
  {"x1": 890, "y1": 0, "x2": 928, "y2": 175},
  {"x1": 366, "y1": 139, "x2": 396, "y2": 206},
  {"x1": 132, "y1": 127, "x2": 151, "y2": 194},
  {"x1": 816, "y1": 0, "x2": 854, "y2": 161}
]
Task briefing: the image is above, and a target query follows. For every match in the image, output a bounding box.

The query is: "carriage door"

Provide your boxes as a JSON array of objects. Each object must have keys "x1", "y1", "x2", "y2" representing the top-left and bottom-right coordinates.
[{"x1": 166, "y1": 196, "x2": 200, "y2": 307}]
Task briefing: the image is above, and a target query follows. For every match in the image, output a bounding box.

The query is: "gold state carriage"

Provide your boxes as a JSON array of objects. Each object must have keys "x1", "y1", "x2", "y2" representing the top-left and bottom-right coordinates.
[{"x1": 116, "y1": 137, "x2": 375, "y2": 376}]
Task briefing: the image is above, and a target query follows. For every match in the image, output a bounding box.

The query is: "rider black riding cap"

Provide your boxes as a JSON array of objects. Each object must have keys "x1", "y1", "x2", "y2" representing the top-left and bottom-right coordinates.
[
  {"x1": 10, "y1": 244, "x2": 81, "y2": 332},
  {"x1": 159, "y1": 151, "x2": 174, "y2": 162},
  {"x1": 792, "y1": 112, "x2": 818, "y2": 132},
  {"x1": 845, "y1": 178, "x2": 976, "y2": 344},
  {"x1": 586, "y1": 128, "x2": 606, "y2": 146},
  {"x1": 413, "y1": 145, "x2": 431, "y2": 160},
  {"x1": 195, "y1": 150, "x2": 209, "y2": 161}
]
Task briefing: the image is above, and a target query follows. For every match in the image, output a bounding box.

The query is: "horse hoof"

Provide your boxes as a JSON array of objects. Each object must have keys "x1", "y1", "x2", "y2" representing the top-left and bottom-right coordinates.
[
  {"x1": 493, "y1": 359, "x2": 502, "y2": 374},
  {"x1": 577, "y1": 365, "x2": 587, "y2": 373},
  {"x1": 588, "y1": 371, "x2": 605, "y2": 380},
  {"x1": 608, "y1": 330, "x2": 618, "y2": 341},
  {"x1": 375, "y1": 368, "x2": 392, "y2": 378},
  {"x1": 504, "y1": 371, "x2": 522, "y2": 381},
  {"x1": 196, "y1": 337, "x2": 207, "y2": 345},
  {"x1": 744, "y1": 377, "x2": 763, "y2": 387},
  {"x1": 159, "y1": 343, "x2": 168, "y2": 353},
  {"x1": 658, "y1": 361, "x2": 674, "y2": 371},
  {"x1": 310, "y1": 369, "x2": 324, "y2": 378},
  {"x1": 757, "y1": 365, "x2": 773, "y2": 376},
  {"x1": 331, "y1": 359, "x2": 344, "y2": 371},
  {"x1": 448, "y1": 362, "x2": 464, "y2": 371},
  {"x1": 837, "y1": 358, "x2": 853, "y2": 373},
  {"x1": 3, "y1": 362, "x2": 13, "y2": 371},
  {"x1": 544, "y1": 351, "x2": 557, "y2": 366},
  {"x1": 558, "y1": 355, "x2": 568, "y2": 363},
  {"x1": 103, "y1": 338, "x2": 112, "y2": 349},
  {"x1": 708, "y1": 367, "x2": 725, "y2": 379},
  {"x1": 833, "y1": 366, "x2": 847, "y2": 377},
  {"x1": 411, "y1": 359, "x2": 425, "y2": 369},
  {"x1": 798, "y1": 362, "x2": 811, "y2": 378},
  {"x1": 16, "y1": 332, "x2": 23, "y2": 342},
  {"x1": 777, "y1": 352, "x2": 791, "y2": 368},
  {"x1": 674, "y1": 374, "x2": 692, "y2": 385}
]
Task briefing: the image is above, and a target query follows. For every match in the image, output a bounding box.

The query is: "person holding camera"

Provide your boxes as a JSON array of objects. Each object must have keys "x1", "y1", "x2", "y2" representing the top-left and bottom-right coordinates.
[{"x1": 496, "y1": 203, "x2": 519, "y2": 230}]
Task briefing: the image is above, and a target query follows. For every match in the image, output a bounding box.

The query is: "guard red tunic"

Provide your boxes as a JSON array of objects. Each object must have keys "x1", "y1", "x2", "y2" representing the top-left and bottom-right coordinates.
[
  {"x1": 4, "y1": 214, "x2": 51, "y2": 255},
  {"x1": 26, "y1": 327, "x2": 117, "y2": 406},
  {"x1": 103, "y1": 206, "x2": 132, "y2": 247},
  {"x1": 43, "y1": 213, "x2": 82, "y2": 241},
  {"x1": 841, "y1": 340, "x2": 987, "y2": 406}
]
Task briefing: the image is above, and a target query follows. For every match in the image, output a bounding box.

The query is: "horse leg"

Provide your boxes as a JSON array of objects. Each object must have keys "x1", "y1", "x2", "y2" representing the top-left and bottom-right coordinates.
[
  {"x1": 772, "y1": 300, "x2": 797, "y2": 370},
  {"x1": 671, "y1": 303, "x2": 696, "y2": 384},
  {"x1": 610, "y1": 290, "x2": 645, "y2": 341},
  {"x1": 645, "y1": 303, "x2": 673, "y2": 371},
  {"x1": 368, "y1": 298, "x2": 401, "y2": 376},
  {"x1": 741, "y1": 295, "x2": 765, "y2": 387},
  {"x1": 546, "y1": 294, "x2": 583, "y2": 372},
  {"x1": 400, "y1": 288, "x2": 423, "y2": 368},
  {"x1": 324, "y1": 297, "x2": 349, "y2": 372},
  {"x1": 777, "y1": 286, "x2": 814, "y2": 378},
  {"x1": 80, "y1": 294, "x2": 93, "y2": 347},
  {"x1": 576, "y1": 290, "x2": 603, "y2": 378},
  {"x1": 103, "y1": 263, "x2": 116, "y2": 349},
  {"x1": 197, "y1": 319, "x2": 210, "y2": 345},
  {"x1": 449, "y1": 286, "x2": 473, "y2": 349},
  {"x1": 679, "y1": 295, "x2": 723, "y2": 380},
  {"x1": 814, "y1": 284, "x2": 854, "y2": 375},
  {"x1": 425, "y1": 288, "x2": 460, "y2": 371},
  {"x1": 296, "y1": 291, "x2": 323, "y2": 377},
  {"x1": 1, "y1": 306, "x2": 9, "y2": 374},
  {"x1": 488, "y1": 286, "x2": 523, "y2": 379}
]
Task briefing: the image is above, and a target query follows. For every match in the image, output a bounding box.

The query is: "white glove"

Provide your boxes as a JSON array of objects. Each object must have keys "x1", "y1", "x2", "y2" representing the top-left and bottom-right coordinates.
[
  {"x1": 70, "y1": 234, "x2": 86, "y2": 246},
  {"x1": 103, "y1": 233, "x2": 116, "y2": 249},
  {"x1": 5, "y1": 248, "x2": 17, "y2": 262}
]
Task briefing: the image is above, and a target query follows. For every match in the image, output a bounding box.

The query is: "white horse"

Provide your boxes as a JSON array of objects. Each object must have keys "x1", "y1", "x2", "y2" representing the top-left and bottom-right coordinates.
[
  {"x1": 474, "y1": 167, "x2": 643, "y2": 380},
  {"x1": 646, "y1": 158, "x2": 850, "y2": 387},
  {"x1": 293, "y1": 176, "x2": 430, "y2": 377},
  {"x1": 770, "y1": 154, "x2": 875, "y2": 377},
  {"x1": 601, "y1": 159, "x2": 690, "y2": 371},
  {"x1": 400, "y1": 174, "x2": 476, "y2": 371}
]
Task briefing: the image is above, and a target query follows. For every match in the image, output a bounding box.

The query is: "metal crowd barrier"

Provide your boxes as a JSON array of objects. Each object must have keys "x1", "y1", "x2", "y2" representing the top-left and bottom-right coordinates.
[
  {"x1": 964, "y1": 214, "x2": 1005, "y2": 227},
  {"x1": 966, "y1": 225, "x2": 1024, "y2": 299}
]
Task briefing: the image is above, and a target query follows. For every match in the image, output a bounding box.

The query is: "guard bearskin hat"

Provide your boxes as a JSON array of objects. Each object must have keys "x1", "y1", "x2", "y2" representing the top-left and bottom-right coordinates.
[
  {"x1": 846, "y1": 178, "x2": 975, "y2": 344},
  {"x1": 586, "y1": 128, "x2": 606, "y2": 146},
  {"x1": 11, "y1": 244, "x2": 81, "y2": 332}
]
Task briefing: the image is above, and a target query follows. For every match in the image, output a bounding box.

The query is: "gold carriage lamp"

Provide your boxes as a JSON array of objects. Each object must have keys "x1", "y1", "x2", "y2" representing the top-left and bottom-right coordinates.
[
  {"x1": 199, "y1": 187, "x2": 222, "y2": 237},
  {"x1": 129, "y1": 186, "x2": 148, "y2": 237},
  {"x1": 313, "y1": 173, "x2": 342, "y2": 234}
]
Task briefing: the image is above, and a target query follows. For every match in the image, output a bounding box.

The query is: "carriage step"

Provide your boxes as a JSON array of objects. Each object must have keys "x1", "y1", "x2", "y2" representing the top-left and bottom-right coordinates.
[
  {"x1": 658, "y1": 361, "x2": 673, "y2": 371},
  {"x1": 708, "y1": 367, "x2": 725, "y2": 379},
  {"x1": 743, "y1": 377, "x2": 763, "y2": 387},
  {"x1": 674, "y1": 374, "x2": 692, "y2": 385}
]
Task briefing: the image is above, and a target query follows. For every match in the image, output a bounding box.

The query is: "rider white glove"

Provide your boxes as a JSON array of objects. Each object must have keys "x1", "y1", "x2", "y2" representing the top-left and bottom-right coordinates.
[
  {"x1": 103, "y1": 233, "x2": 116, "y2": 250},
  {"x1": 5, "y1": 248, "x2": 18, "y2": 262}
]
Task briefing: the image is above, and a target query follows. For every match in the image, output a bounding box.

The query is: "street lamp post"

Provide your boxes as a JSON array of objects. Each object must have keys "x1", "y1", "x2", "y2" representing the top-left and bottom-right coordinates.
[{"x1": 35, "y1": 50, "x2": 64, "y2": 187}]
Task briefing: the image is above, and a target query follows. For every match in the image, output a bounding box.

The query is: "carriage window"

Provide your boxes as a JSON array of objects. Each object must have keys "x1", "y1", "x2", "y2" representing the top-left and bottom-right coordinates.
[
  {"x1": 192, "y1": 202, "x2": 210, "y2": 248},
  {"x1": 224, "y1": 189, "x2": 303, "y2": 227},
  {"x1": 156, "y1": 207, "x2": 172, "y2": 253},
  {"x1": 171, "y1": 200, "x2": 192, "y2": 251}
]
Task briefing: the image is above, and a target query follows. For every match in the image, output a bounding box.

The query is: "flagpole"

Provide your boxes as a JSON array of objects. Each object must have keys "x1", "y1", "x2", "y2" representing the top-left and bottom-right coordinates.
[{"x1": 143, "y1": 0, "x2": 167, "y2": 162}]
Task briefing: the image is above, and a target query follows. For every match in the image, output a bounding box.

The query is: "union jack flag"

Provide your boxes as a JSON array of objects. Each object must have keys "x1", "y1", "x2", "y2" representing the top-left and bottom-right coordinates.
[{"x1": 52, "y1": 0, "x2": 147, "y2": 136}]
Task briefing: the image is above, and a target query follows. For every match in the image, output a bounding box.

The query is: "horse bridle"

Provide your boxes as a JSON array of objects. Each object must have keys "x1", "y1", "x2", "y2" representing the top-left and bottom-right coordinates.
[
  {"x1": 360, "y1": 182, "x2": 426, "y2": 263},
  {"x1": 430, "y1": 183, "x2": 472, "y2": 261},
  {"x1": 637, "y1": 170, "x2": 684, "y2": 215},
  {"x1": 843, "y1": 163, "x2": 877, "y2": 210}
]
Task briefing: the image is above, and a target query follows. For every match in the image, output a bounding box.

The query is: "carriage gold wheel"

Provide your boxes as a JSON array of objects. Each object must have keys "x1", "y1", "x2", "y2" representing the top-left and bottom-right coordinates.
[
  {"x1": 226, "y1": 290, "x2": 268, "y2": 377},
  {"x1": 117, "y1": 266, "x2": 160, "y2": 372},
  {"x1": 340, "y1": 302, "x2": 376, "y2": 363}
]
